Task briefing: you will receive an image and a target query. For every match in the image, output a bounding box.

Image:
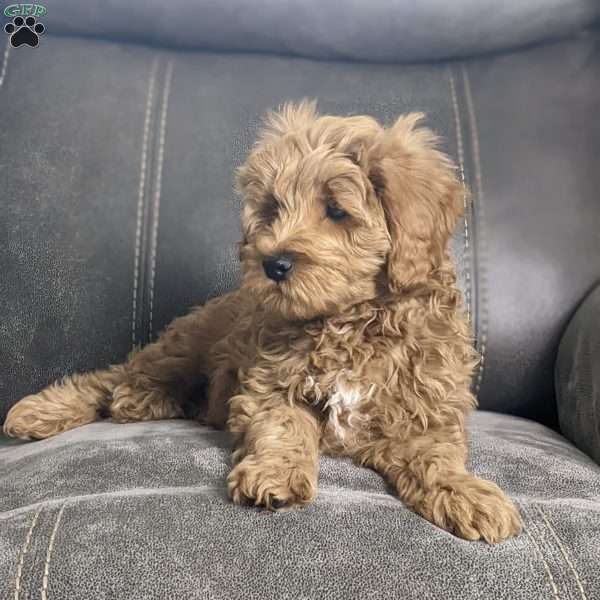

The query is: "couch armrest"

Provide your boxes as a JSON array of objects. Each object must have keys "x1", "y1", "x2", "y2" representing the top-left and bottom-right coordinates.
[{"x1": 556, "y1": 283, "x2": 600, "y2": 463}]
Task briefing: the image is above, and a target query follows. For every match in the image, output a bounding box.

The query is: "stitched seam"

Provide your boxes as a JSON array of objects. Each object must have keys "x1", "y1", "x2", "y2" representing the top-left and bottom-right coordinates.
[
  {"x1": 131, "y1": 58, "x2": 159, "y2": 349},
  {"x1": 518, "y1": 502, "x2": 561, "y2": 599},
  {"x1": 590, "y1": 365, "x2": 600, "y2": 451},
  {"x1": 148, "y1": 60, "x2": 174, "y2": 342},
  {"x1": 13, "y1": 506, "x2": 42, "y2": 600},
  {"x1": 524, "y1": 503, "x2": 576, "y2": 600},
  {"x1": 449, "y1": 67, "x2": 471, "y2": 324},
  {"x1": 537, "y1": 506, "x2": 588, "y2": 600},
  {"x1": 462, "y1": 65, "x2": 488, "y2": 396},
  {"x1": 8, "y1": 489, "x2": 596, "y2": 520},
  {"x1": 41, "y1": 503, "x2": 66, "y2": 600},
  {"x1": 0, "y1": 430, "x2": 228, "y2": 463},
  {"x1": 0, "y1": 38, "x2": 11, "y2": 88},
  {"x1": 0, "y1": 484, "x2": 397, "y2": 519}
]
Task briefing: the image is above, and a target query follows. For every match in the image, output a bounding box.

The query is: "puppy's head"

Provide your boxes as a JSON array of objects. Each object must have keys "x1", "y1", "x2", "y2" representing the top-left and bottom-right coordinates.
[{"x1": 237, "y1": 100, "x2": 463, "y2": 320}]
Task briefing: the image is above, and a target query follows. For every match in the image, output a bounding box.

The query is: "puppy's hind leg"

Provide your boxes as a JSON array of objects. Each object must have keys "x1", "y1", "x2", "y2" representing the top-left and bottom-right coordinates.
[
  {"x1": 5, "y1": 291, "x2": 244, "y2": 440},
  {"x1": 4, "y1": 365, "x2": 127, "y2": 440},
  {"x1": 111, "y1": 292, "x2": 245, "y2": 426}
]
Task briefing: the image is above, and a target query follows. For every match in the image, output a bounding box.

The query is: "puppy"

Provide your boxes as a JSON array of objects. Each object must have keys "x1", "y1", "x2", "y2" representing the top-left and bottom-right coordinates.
[{"x1": 4, "y1": 101, "x2": 521, "y2": 543}]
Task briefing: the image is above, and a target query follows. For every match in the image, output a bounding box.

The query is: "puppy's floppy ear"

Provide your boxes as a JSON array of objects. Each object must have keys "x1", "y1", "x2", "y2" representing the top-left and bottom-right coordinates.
[{"x1": 366, "y1": 113, "x2": 464, "y2": 292}]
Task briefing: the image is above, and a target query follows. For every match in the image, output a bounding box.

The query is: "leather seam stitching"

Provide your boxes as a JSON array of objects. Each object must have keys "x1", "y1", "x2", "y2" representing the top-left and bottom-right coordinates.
[
  {"x1": 41, "y1": 503, "x2": 66, "y2": 600},
  {"x1": 148, "y1": 60, "x2": 174, "y2": 342},
  {"x1": 0, "y1": 484, "x2": 398, "y2": 519},
  {"x1": 131, "y1": 57, "x2": 159, "y2": 349},
  {"x1": 12, "y1": 505, "x2": 42, "y2": 600},
  {"x1": 526, "y1": 506, "x2": 568, "y2": 596},
  {"x1": 0, "y1": 37, "x2": 11, "y2": 88},
  {"x1": 517, "y1": 501, "x2": 561, "y2": 599},
  {"x1": 462, "y1": 65, "x2": 488, "y2": 396},
  {"x1": 449, "y1": 67, "x2": 471, "y2": 324},
  {"x1": 537, "y1": 505, "x2": 588, "y2": 599}
]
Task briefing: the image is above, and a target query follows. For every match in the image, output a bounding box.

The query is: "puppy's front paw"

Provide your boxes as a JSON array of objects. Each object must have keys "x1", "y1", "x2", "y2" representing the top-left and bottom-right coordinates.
[
  {"x1": 227, "y1": 454, "x2": 316, "y2": 510},
  {"x1": 424, "y1": 476, "x2": 522, "y2": 543},
  {"x1": 4, "y1": 394, "x2": 60, "y2": 440}
]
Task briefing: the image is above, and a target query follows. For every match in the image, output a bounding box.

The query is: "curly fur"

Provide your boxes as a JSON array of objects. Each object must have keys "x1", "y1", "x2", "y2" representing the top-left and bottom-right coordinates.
[{"x1": 4, "y1": 100, "x2": 521, "y2": 543}]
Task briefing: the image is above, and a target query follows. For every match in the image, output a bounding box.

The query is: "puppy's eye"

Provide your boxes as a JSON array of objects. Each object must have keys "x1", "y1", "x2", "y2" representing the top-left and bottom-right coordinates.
[
  {"x1": 326, "y1": 203, "x2": 348, "y2": 221},
  {"x1": 259, "y1": 193, "x2": 280, "y2": 224}
]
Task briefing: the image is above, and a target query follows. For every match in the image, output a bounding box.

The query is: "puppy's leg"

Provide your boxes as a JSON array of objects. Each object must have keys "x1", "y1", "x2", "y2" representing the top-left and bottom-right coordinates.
[
  {"x1": 4, "y1": 366, "x2": 127, "y2": 440},
  {"x1": 357, "y1": 429, "x2": 522, "y2": 543},
  {"x1": 114, "y1": 292, "x2": 244, "y2": 426},
  {"x1": 4, "y1": 292, "x2": 242, "y2": 439},
  {"x1": 227, "y1": 393, "x2": 320, "y2": 510}
]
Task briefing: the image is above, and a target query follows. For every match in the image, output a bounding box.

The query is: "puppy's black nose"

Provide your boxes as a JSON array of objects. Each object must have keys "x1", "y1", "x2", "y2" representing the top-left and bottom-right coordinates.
[{"x1": 262, "y1": 255, "x2": 293, "y2": 282}]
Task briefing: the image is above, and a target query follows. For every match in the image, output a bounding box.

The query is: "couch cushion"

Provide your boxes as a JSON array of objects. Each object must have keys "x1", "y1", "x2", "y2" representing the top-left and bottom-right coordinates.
[
  {"x1": 1, "y1": 411, "x2": 599, "y2": 599},
  {"x1": 40, "y1": 0, "x2": 600, "y2": 62}
]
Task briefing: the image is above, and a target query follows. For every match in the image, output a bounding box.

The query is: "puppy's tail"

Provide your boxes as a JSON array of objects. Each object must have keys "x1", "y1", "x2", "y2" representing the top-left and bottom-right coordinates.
[{"x1": 3, "y1": 365, "x2": 127, "y2": 440}]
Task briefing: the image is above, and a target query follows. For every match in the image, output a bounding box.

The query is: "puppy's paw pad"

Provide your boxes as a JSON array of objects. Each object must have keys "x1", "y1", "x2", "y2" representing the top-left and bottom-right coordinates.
[{"x1": 227, "y1": 455, "x2": 316, "y2": 511}]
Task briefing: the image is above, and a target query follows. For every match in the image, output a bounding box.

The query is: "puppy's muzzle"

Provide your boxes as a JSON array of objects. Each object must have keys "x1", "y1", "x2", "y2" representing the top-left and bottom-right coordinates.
[{"x1": 262, "y1": 254, "x2": 294, "y2": 282}]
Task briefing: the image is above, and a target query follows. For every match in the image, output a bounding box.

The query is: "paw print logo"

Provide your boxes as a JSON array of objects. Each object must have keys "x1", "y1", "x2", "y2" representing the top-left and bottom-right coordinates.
[{"x1": 4, "y1": 16, "x2": 45, "y2": 47}]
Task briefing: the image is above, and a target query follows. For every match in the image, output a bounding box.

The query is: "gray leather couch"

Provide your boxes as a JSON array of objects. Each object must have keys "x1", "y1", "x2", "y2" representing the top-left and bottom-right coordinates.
[{"x1": 1, "y1": 1, "x2": 600, "y2": 598}]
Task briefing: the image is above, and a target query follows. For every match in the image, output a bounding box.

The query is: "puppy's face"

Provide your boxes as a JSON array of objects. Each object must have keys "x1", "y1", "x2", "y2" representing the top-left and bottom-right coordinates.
[{"x1": 237, "y1": 101, "x2": 463, "y2": 321}]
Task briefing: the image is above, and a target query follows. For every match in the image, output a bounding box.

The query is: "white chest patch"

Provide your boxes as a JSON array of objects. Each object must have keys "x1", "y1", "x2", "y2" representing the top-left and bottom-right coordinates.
[{"x1": 323, "y1": 377, "x2": 373, "y2": 439}]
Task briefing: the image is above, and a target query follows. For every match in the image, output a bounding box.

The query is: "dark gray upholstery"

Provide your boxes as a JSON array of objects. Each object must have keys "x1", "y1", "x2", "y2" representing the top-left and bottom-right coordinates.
[
  {"x1": 2, "y1": 32, "x2": 600, "y2": 425},
  {"x1": 1, "y1": 2, "x2": 600, "y2": 598},
  {"x1": 43, "y1": 0, "x2": 600, "y2": 62},
  {"x1": 2, "y1": 412, "x2": 600, "y2": 600},
  {"x1": 556, "y1": 284, "x2": 600, "y2": 464}
]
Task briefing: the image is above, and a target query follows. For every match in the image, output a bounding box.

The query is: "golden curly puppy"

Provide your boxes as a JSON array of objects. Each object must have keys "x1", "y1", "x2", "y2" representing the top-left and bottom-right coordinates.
[{"x1": 5, "y1": 101, "x2": 521, "y2": 543}]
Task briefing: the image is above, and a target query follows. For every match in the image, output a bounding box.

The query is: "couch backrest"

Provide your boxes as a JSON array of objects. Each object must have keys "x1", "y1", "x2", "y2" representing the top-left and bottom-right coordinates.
[
  {"x1": 42, "y1": 0, "x2": 600, "y2": 63},
  {"x1": 1, "y1": 6, "x2": 599, "y2": 427}
]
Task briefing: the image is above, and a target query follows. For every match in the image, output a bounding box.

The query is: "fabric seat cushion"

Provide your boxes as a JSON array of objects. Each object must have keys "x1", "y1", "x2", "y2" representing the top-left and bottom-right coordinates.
[{"x1": 1, "y1": 410, "x2": 599, "y2": 599}]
